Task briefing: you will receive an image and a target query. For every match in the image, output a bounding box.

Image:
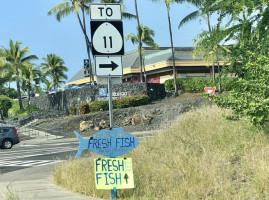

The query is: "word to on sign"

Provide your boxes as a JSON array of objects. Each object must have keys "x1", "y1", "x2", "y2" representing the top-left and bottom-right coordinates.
[
  {"x1": 74, "y1": 127, "x2": 139, "y2": 158},
  {"x1": 94, "y1": 158, "x2": 134, "y2": 190}
]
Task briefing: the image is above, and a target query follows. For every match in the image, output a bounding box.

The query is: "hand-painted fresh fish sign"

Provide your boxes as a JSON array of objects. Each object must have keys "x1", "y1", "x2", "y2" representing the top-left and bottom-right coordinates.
[{"x1": 74, "y1": 127, "x2": 139, "y2": 158}]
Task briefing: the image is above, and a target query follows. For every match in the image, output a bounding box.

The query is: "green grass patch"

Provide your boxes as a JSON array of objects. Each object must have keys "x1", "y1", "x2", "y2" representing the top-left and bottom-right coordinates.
[
  {"x1": 53, "y1": 105, "x2": 269, "y2": 199},
  {"x1": 8, "y1": 99, "x2": 41, "y2": 117}
]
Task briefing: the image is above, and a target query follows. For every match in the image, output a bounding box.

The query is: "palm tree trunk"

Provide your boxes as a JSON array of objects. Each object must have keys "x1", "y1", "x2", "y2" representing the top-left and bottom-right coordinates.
[
  {"x1": 206, "y1": 14, "x2": 215, "y2": 85},
  {"x1": 134, "y1": 0, "x2": 144, "y2": 82},
  {"x1": 218, "y1": 61, "x2": 222, "y2": 93},
  {"x1": 8, "y1": 82, "x2": 11, "y2": 98},
  {"x1": 212, "y1": 62, "x2": 215, "y2": 84},
  {"x1": 142, "y1": 56, "x2": 146, "y2": 82},
  {"x1": 27, "y1": 85, "x2": 31, "y2": 115},
  {"x1": 76, "y1": 12, "x2": 94, "y2": 83},
  {"x1": 81, "y1": 7, "x2": 94, "y2": 83},
  {"x1": 15, "y1": 65, "x2": 24, "y2": 111},
  {"x1": 166, "y1": 5, "x2": 178, "y2": 96}
]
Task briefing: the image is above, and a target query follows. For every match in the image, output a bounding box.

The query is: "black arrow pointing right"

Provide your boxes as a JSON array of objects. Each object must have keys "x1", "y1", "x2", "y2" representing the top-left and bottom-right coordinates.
[{"x1": 99, "y1": 61, "x2": 118, "y2": 71}]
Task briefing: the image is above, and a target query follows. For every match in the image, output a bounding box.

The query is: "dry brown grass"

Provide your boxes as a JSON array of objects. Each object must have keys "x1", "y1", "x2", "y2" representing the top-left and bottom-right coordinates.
[{"x1": 53, "y1": 105, "x2": 269, "y2": 199}]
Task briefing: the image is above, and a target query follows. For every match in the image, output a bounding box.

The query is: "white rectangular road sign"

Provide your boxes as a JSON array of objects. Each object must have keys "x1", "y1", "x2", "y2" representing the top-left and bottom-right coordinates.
[
  {"x1": 95, "y1": 56, "x2": 123, "y2": 77},
  {"x1": 90, "y1": 4, "x2": 122, "y2": 20}
]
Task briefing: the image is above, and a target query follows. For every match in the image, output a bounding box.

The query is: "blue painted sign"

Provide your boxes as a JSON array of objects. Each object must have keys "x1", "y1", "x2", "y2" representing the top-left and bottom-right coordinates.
[
  {"x1": 99, "y1": 88, "x2": 107, "y2": 97},
  {"x1": 74, "y1": 127, "x2": 139, "y2": 158}
]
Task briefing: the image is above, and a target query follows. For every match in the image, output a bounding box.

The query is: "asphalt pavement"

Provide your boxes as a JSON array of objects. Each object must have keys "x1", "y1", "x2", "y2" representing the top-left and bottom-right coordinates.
[{"x1": 0, "y1": 132, "x2": 102, "y2": 200}]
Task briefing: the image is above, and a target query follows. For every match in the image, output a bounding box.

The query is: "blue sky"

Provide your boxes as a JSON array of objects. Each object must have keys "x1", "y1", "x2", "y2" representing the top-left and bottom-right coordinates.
[{"x1": 0, "y1": 0, "x2": 207, "y2": 84}]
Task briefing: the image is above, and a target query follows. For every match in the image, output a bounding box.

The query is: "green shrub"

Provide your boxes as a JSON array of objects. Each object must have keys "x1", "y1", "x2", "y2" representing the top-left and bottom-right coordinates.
[
  {"x1": 73, "y1": 95, "x2": 151, "y2": 115},
  {"x1": 0, "y1": 87, "x2": 17, "y2": 99},
  {"x1": 219, "y1": 77, "x2": 237, "y2": 91},
  {"x1": 0, "y1": 95, "x2": 12, "y2": 120},
  {"x1": 165, "y1": 77, "x2": 236, "y2": 93},
  {"x1": 79, "y1": 103, "x2": 90, "y2": 115},
  {"x1": 113, "y1": 94, "x2": 150, "y2": 109},
  {"x1": 69, "y1": 106, "x2": 77, "y2": 115},
  {"x1": 89, "y1": 101, "x2": 109, "y2": 112}
]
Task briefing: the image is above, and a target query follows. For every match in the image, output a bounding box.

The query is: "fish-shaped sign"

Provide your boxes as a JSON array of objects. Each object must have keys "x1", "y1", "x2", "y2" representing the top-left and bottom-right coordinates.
[{"x1": 74, "y1": 127, "x2": 139, "y2": 158}]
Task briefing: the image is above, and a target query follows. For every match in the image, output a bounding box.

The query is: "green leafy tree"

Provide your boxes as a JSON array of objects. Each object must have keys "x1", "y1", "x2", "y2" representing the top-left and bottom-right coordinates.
[
  {"x1": 0, "y1": 95, "x2": 12, "y2": 120},
  {"x1": 41, "y1": 54, "x2": 68, "y2": 90},
  {"x1": 215, "y1": 52, "x2": 269, "y2": 125},
  {"x1": 126, "y1": 24, "x2": 158, "y2": 81},
  {"x1": 203, "y1": 0, "x2": 269, "y2": 125},
  {"x1": 0, "y1": 40, "x2": 38, "y2": 111}
]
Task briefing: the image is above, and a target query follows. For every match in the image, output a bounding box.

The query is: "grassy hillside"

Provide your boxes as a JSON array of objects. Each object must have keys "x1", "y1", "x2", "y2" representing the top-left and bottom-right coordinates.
[{"x1": 53, "y1": 105, "x2": 269, "y2": 199}]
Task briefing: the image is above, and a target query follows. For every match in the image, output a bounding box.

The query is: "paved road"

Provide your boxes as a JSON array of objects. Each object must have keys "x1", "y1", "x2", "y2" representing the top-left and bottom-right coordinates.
[{"x1": 0, "y1": 141, "x2": 79, "y2": 174}]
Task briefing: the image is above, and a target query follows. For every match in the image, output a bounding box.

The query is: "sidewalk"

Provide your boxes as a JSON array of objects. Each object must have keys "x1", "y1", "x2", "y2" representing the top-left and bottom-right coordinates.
[
  {"x1": 0, "y1": 164, "x2": 100, "y2": 200},
  {"x1": 0, "y1": 132, "x2": 102, "y2": 200}
]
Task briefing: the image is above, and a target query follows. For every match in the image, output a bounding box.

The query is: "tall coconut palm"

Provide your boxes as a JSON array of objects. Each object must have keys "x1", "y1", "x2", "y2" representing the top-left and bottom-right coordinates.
[
  {"x1": 133, "y1": 0, "x2": 144, "y2": 82},
  {"x1": 41, "y1": 54, "x2": 68, "y2": 90},
  {"x1": 48, "y1": 0, "x2": 95, "y2": 83},
  {"x1": 126, "y1": 24, "x2": 158, "y2": 82},
  {"x1": 149, "y1": 0, "x2": 179, "y2": 96},
  {"x1": 0, "y1": 40, "x2": 38, "y2": 111},
  {"x1": 21, "y1": 63, "x2": 42, "y2": 114}
]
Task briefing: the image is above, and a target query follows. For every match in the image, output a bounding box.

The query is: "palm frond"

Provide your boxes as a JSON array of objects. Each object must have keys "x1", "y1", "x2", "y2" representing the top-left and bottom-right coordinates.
[
  {"x1": 178, "y1": 10, "x2": 200, "y2": 29},
  {"x1": 122, "y1": 12, "x2": 136, "y2": 19}
]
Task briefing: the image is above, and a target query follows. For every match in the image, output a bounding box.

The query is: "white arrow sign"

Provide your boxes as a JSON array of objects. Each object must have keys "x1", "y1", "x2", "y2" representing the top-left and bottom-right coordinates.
[{"x1": 95, "y1": 56, "x2": 123, "y2": 77}]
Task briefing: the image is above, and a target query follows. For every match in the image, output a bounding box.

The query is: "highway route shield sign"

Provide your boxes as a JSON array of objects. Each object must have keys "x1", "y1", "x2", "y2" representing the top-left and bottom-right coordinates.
[
  {"x1": 94, "y1": 158, "x2": 134, "y2": 190},
  {"x1": 91, "y1": 21, "x2": 124, "y2": 56}
]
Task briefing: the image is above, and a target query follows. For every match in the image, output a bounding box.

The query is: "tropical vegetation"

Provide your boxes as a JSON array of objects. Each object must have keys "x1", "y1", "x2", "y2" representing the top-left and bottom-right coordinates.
[
  {"x1": 0, "y1": 0, "x2": 267, "y2": 127},
  {"x1": 0, "y1": 40, "x2": 38, "y2": 111},
  {"x1": 54, "y1": 106, "x2": 269, "y2": 199},
  {"x1": 0, "y1": 95, "x2": 12, "y2": 120},
  {"x1": 125, "y1": 24, "x2": 159, "y2": 82},
  {"x1": 41, "y1": 54, "x2": 68, "y2": 90}
]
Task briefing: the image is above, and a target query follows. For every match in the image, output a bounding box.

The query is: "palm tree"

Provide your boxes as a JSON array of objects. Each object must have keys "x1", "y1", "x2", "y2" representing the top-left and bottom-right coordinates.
[
  {"x1": 21, "y1": 63, "x2": 42, "y2": 114},
  {"x1": 149, "y1": 0, "x2": 179, "y2": 96},
  {"x1": 41, "y1": 54, "x2": 68, "y2": 90},
  {"x1": 0, "y1": 40, "x2": 38, "y2": 111},
  {"x1": 48, "y1": 0, "x2": 95, "y2": 83},
  {"x1": 126, "y1": 24, "x2": 158, "y2": 82},
  {"x1": 133, "y1": 0, "x2": 144, "y2": 82},
  {"x1": 177, "y1": 0, "x2": 218, "y2": 84}
]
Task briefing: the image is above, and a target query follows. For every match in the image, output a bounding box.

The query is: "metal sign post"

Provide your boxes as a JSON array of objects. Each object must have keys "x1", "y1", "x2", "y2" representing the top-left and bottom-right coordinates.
[
  {"x1": 108, "y1": 75, "x2": 115, "y2": 199},
  {"x1": 108, "y1": 75, "x2": 114, "y2": 129},
  {"x1": 90, "y1": 4, "x2": 125, "y2": 199}
]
